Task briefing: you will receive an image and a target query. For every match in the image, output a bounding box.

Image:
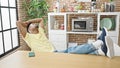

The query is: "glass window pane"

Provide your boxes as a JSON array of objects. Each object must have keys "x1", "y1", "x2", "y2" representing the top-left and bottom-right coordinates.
[
  {"x1": 0, "y1": 33, "x2": 4, "y2": 55},
  {"x1": 3, "y1": 31, "x2": 12, "y2": 52},
  {"x1": 1, "y1": 8, "x2": 10, "y2": 30},
  {"x1": 0, "y1": 16, "x2": 2, "y2": 31},
  {"x1": 9, "y1": 0, "x2": 16, "y2": 7},
  {"x1": 12, "y1": 29, "x2": 18, "y2": 48},
  {"x1": 10, "y1": 9, "x2": 17, "y2": 28},
  {"x1": 1, "y1": 0, "x2": 8, "y2": 6}
]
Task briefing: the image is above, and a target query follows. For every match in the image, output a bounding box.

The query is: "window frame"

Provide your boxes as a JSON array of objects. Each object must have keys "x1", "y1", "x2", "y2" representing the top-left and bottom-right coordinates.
[{"x1": 0, "y1": 0, "x2": 20, "y2": 57}]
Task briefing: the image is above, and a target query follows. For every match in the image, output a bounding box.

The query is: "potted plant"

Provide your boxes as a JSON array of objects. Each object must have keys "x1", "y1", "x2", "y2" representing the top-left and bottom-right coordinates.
[
  {"x1": 23, "y1": 0, "x2": 49, "y2": 25},
  {"x1": 110, "y1": 0, "x2": 113, "y2": 2}
]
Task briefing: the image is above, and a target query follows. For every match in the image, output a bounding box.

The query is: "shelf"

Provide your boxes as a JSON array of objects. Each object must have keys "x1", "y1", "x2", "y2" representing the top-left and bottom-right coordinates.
[
  {"x1": 67, "y1": 31, "x2": 98, "y2": 34},
  {"x1": 98, "y1": 12, "x2": 120, "y2": 15},
  {"x1": 48, "y1": 12, "x2": 120, "y2": 15},
  {"x1": 50, "y1": 30, "x2": 65, "y2": 32}
]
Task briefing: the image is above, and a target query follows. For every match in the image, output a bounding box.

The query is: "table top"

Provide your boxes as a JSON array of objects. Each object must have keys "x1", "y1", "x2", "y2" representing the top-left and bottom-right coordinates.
[{"x1": 0, "y1": 51, "x2": 120, "y2": 68}]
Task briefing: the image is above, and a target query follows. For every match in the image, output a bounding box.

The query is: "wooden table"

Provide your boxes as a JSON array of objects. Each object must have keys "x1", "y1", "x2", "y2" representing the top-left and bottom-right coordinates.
[{"x1": 0, "y1": 51, "x2": 120, "y2": 68}]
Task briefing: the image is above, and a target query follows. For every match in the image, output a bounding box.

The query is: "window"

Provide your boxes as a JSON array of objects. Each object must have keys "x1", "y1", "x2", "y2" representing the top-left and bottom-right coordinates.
[{"x1": 0, "y1": 0, "x2": 19, "y2": 57}]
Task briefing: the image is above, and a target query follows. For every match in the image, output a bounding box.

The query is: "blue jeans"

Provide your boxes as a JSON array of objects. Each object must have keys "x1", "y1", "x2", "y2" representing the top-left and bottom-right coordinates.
[{"x1": 57, "y1": 43, "x2": 98, "y2": 55}]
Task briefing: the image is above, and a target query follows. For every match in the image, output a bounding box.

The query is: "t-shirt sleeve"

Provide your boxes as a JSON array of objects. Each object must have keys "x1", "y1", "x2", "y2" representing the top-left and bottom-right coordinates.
[
  {"x1": 38, "y1": 26, "x2": 45, "y2": 34},
  {"x1": 24, "y1": 33, "x2": 31, "y2": 48}
]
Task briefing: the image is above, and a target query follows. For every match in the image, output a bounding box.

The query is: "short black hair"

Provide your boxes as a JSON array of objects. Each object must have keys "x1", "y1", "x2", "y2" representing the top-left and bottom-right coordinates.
[{"x1": 26, "y1": 22, "x2": 32, "y2": 33}]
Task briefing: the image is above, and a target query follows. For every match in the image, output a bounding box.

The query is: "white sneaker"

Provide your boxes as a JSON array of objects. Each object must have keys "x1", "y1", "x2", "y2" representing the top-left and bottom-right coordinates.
[
  {"x1": 97, "y1": 48, "x2": 105, "y2": 56},
  {"x1": 105, "y1": 36, "x2": 114, "y2": 58},
  {"x1": 92, "y1": 40, "x2": 103, "y2": 49}
]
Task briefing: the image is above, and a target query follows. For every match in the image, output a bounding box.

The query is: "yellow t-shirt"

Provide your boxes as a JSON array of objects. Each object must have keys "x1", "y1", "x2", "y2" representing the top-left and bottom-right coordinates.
[{"x1": 24, "y1": 27, "x2": 55, "y2": 52}]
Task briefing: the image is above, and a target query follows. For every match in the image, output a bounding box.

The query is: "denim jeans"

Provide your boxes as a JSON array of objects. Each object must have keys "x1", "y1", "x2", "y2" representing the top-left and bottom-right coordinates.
[{"x1": 57, "y1": 43, "x2": 98, "y2": 55}]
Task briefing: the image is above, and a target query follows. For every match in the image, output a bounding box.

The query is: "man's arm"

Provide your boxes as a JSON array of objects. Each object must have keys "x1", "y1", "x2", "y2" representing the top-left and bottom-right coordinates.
[
  {"x1": 16, "y1": 18, "x2": 44, "y2": 37},
  {"x1": 26, "y1": 18, "x2": 44, "y2": 29},
  {"x1": 16, "y1": 21, "x2": 27, "y2": 38}
]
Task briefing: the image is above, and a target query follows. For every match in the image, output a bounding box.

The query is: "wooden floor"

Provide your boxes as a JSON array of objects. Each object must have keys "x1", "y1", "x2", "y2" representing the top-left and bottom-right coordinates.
[{"x1": 0, "y1": 51, "x2": 120, "y2": 68}]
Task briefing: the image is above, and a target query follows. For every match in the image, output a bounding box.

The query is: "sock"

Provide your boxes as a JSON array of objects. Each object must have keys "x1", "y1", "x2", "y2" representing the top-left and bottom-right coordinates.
[
  {"x1": 92, "y1": 40, "x2": 103, "y2": 49},
  {"x1": 97, "y1": 48, "x2": 105, "y2": 56}
]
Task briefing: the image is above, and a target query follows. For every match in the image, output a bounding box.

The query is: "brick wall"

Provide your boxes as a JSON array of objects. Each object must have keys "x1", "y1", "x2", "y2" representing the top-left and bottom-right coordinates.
[
  {"x1": 17, "y1": 0, "x2": 120, "y2": 50},
  {"x1": 47, "y1": 0, "x2": 120, "y2": 12},
  {"x1": 17, "y1": 0, "x2": 31, "y2": 50},
  {"x1": 68, "y1": 34, "x2": 97, "y2": 45}
]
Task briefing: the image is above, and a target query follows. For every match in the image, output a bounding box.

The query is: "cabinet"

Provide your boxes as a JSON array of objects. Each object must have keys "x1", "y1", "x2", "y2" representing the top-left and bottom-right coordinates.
[
  {"x1": 98, "y1": 12, "x2": 119, "y2": 44},
  {"x1": 48, "y1": 12, "x2": 120, "y2": 51},
  {"x1": 48, "y1": 13, "x2": 67, "y2": 51}
]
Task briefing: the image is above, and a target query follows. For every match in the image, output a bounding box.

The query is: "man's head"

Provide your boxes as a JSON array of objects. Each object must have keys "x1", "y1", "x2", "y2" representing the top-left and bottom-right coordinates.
[{"x1": 27, "y1": 23, "x2": 39, "y2": 34}]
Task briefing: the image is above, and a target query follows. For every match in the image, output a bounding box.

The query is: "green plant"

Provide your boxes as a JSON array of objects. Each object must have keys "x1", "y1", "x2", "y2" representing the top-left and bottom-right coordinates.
[
  {"x1": 23, "y1": 0, "x2": 49, "y2": 24},
  {"x1": 110, "y1": 0, "x2": 113, "y2": 2}
]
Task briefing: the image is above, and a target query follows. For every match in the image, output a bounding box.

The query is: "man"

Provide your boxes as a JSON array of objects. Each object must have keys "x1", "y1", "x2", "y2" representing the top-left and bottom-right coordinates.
[
  {"x1": 17, "y1": 18, "x2": 55, "y2": 52},
  {"x1": 17, "y1": 18, "x2": 114, "y2": 58}
]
